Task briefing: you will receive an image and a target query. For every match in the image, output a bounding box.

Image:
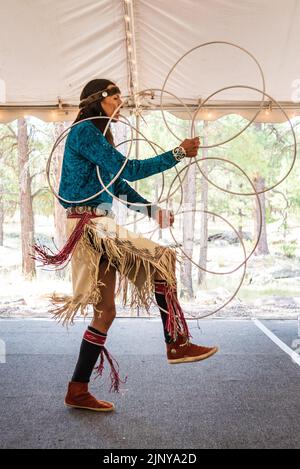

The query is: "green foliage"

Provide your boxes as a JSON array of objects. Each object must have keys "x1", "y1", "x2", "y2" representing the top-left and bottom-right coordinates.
[
  {"x1": 0, "y1": 117, "x2": 55, "y2": 219},
  {"x1": 0, "y1": 112, "x2": 300, "y2": 259},
  {"x1": 115, "y1": 113, "x2": 300, "y2": 247},
  {"x1": 282, "y1": 241, "x2": 297, "y2": 259}
]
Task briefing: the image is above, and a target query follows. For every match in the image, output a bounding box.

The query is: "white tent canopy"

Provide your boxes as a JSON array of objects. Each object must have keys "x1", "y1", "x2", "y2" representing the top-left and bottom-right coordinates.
[{"x1": 1, "y1": 0, "x2": 300, "y2": 122}]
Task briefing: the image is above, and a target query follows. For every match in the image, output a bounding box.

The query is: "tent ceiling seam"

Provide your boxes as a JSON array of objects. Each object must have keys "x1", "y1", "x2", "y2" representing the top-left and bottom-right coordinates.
[{"x1": 123, "y1": 0, "x2": 140, "y2": 111}]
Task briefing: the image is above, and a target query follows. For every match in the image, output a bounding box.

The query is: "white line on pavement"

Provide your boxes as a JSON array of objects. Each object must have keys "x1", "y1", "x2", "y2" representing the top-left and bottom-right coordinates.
[{"x1": 252, "y1": 318, "x2": 300, "y2": 367}]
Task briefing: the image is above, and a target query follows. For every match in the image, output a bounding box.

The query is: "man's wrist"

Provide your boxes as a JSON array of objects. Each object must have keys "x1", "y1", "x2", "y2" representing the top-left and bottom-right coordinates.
[{"x1": 172, "y1": 146, "x2": 186, "y2": 161}]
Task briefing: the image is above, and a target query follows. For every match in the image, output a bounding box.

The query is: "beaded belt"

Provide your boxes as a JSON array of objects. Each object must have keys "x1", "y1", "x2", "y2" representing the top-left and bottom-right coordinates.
[{"x1": 66, "y1": 206, "x2": 115, "y2": 219}]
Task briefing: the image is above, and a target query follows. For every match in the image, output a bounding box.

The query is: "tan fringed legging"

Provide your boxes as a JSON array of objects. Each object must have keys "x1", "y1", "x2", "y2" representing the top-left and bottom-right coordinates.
[{"x1": 51, "y1": 215, "x2": 181, "y2": 325}]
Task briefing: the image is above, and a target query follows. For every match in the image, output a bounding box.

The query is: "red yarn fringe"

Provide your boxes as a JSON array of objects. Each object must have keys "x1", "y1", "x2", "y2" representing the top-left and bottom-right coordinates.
[
  {"x1": 94, "y1": 347, "x2": 127, "y2": 393},
  {"x1": 31, "y1": 212, "x2": 95, "y2": 269},
  {"x1": 155, "y1": 282, "x2": 191, "y2": 342}
]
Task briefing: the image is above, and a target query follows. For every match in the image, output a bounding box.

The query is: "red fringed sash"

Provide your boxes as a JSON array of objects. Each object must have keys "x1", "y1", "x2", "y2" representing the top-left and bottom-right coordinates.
[{"x1": 32, "y1": 212, "x2": 96, "y2": 268}]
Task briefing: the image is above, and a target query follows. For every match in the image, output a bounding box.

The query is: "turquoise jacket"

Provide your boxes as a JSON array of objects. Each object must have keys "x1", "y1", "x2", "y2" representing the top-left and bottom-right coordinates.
[{"x1": 58, "y1": 120, "x2": 180, "y2": 218}]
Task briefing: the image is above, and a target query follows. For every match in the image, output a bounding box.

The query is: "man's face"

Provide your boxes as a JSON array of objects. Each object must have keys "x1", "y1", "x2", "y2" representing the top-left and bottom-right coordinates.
[{"x1": 101, "y1": 84, "x2": 123, "y2": 121}]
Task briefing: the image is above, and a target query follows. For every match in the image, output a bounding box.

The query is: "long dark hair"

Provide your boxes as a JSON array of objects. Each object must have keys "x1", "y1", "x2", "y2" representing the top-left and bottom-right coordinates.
[{"x1": 73, "y1": 78, "x2": 116, "y2": 146}]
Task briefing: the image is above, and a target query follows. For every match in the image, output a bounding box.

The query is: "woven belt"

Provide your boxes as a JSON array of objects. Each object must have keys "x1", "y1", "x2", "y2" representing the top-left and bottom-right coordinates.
[{"x1": 66, "y1": 206, "x2": 115, "y2": 219}]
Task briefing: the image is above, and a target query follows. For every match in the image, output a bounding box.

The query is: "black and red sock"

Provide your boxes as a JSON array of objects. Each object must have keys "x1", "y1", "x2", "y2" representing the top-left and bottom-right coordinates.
[
  {"x1": 71, "y1": 326, "x2": 107, "y2": 383},
  {"x1": 154, "y1": 279, "x2": 191, "y2": 343},
  {"x1": 154, "y1": 280, "x2": 173, "y2": 343}
]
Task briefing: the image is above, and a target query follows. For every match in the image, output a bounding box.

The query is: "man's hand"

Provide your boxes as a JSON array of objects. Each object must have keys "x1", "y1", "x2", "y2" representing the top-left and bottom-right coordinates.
[
  {"x1": 154, "y1": 208, "x2": 174, "y2": 229},
  {"x1": 179, "y1": 136, "x2": 200, "y2": 157}
]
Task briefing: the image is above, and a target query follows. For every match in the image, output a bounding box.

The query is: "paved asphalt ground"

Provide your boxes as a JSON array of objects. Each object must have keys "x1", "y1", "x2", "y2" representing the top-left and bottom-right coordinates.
[{"x1": 0, "y1": 318, "x2": 299, "y2": 449}]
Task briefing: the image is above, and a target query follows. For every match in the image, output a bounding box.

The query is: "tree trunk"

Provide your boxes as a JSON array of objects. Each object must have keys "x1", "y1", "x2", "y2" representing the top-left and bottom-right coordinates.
[
  {"x1": 113, "y1": 119, "x2": 128, "y2": 225},
  {"x1": 253, "y1": 175, "x2": 270, "y2": 255},
  {"x1": 0, "y1": 181, "x2": 4, "y2": 246},
  {"x1": 17, "y1": 118, "x2": 36, "y2": 278},
  {"x1": 53, "y1": 122, "x2": 67, "y2": 249},
  {"x1": 133, "y1": 113, "x2": 140, "y2": 233},
  {"x1": 53, "y1": 122, "x2": 67, "y2": 278},
  {"x1": 155, "y1": 181, "x2": 162, "y2": 240},
  {"x1": 198, "y1": 121, "x2": 209, "y2": 285},
  {"x1": 180, "y1": 155, "x2": 196, "y2": 300}
]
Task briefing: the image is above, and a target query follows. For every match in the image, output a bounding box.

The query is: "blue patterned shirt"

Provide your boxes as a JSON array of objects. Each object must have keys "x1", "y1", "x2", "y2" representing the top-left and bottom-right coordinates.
[{"x1": 58, "y1": 120, "x2": 180, "y2": 218}]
